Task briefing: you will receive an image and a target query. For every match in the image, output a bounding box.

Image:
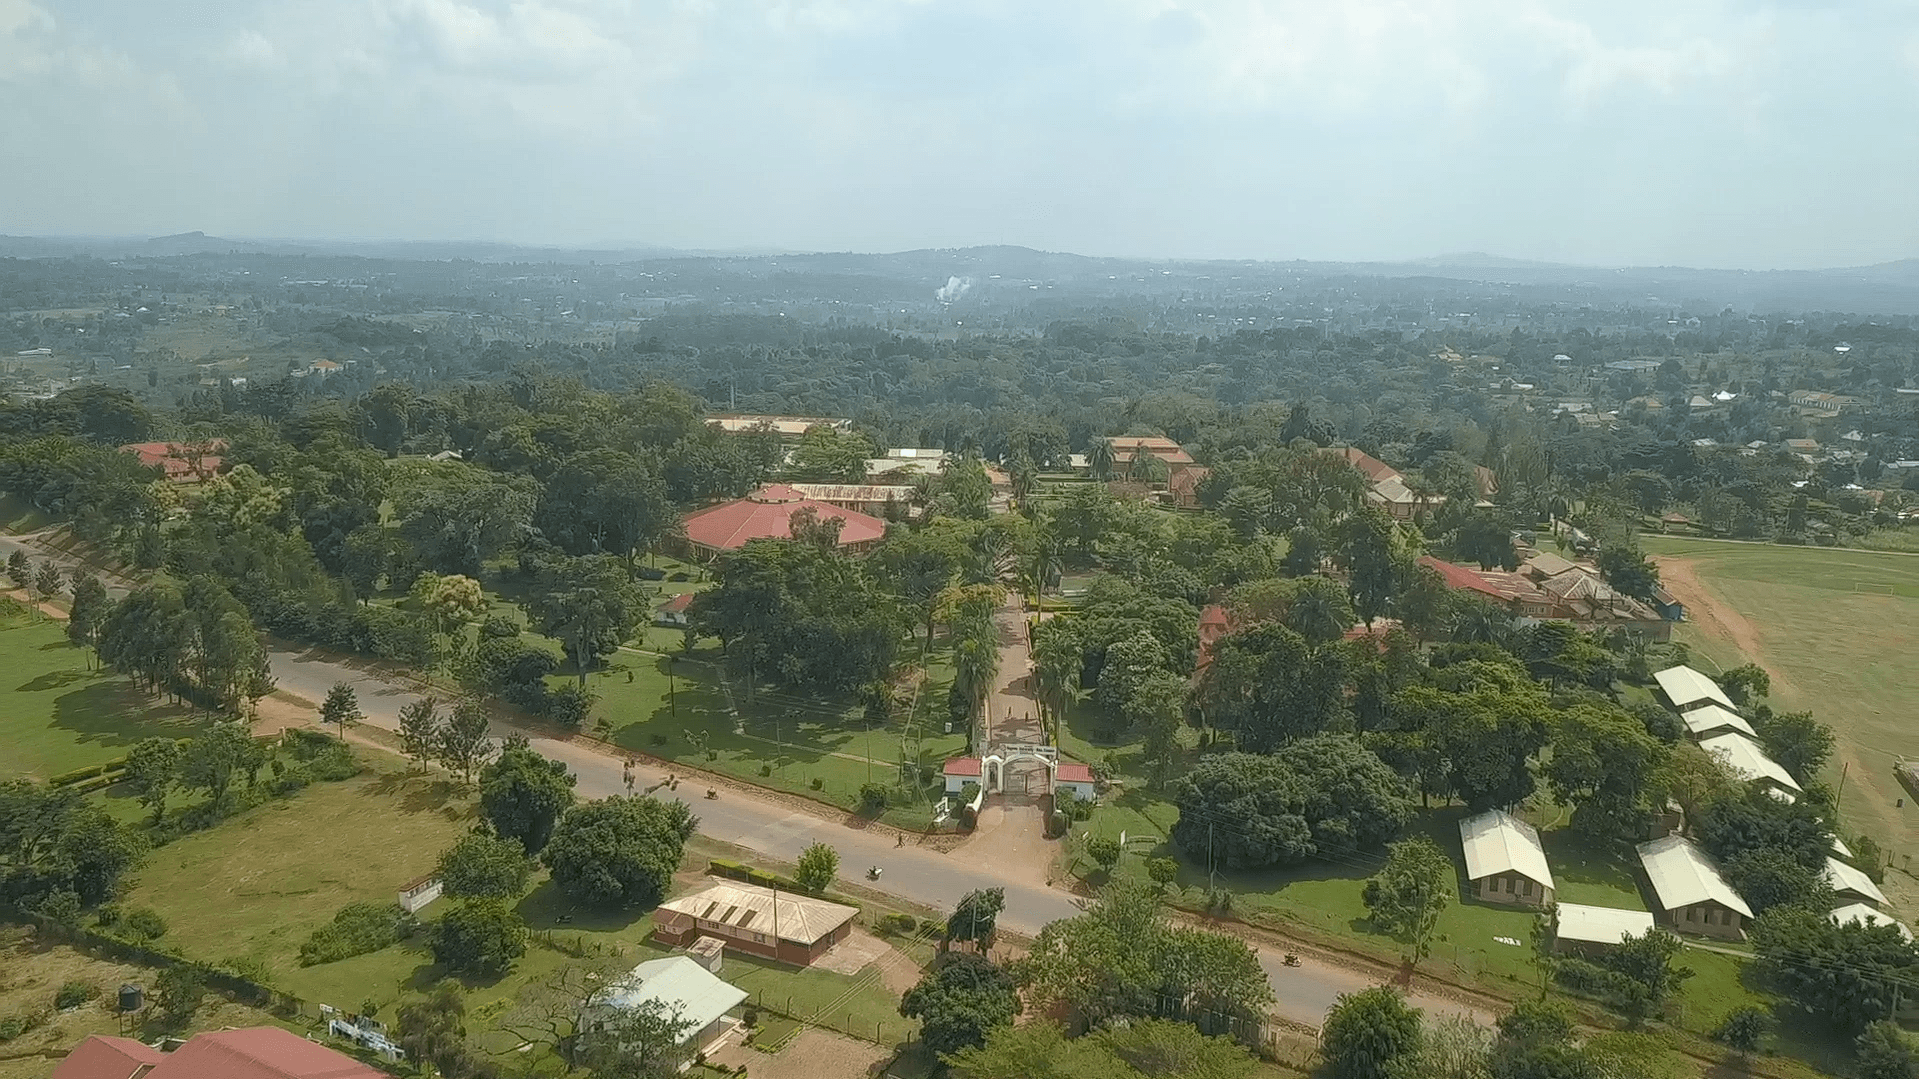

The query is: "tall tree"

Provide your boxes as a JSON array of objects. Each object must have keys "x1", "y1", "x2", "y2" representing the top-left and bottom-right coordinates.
[
  {"x1": 528, "y1": 555, "x2": 647, "y2": 684},
  {"x1": 436, "y1": 698, "x2": 496, "y2": 784},
  {"x1": 124, "y1": 736, "x2": 182, "y2": 824},
  {"x1": 541, "y1": 795, "x2": 697, "y2": 909},
  {"x1": 479, "y1": 735, "x2": 577, "y2": 852},
  {"x1": 319, "y1": 681, "x2": 364, "y2": 742},
  {"x1": 1363, "y1": 834, "x2": 1454, "y2": 967},
  {"x1": 397, "y1": 696, "x2": 442, "y2": 772},
  {"x1": 1321, "y1": 986, "x2": 1423, "y2": 1079}
]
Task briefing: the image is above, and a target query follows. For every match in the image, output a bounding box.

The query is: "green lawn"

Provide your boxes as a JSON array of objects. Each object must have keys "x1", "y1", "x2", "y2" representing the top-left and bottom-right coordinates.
[
  {"x1": 1641, "y1": 536, "x2": 1919, "y2": 840},
  {"x1": 117, "y1": 762, "x2": 478, "y2": 1008},
  {"x1": 0, "y1": 603, "x2": 214, "y2": 780},
  {"x1": 575, "y1": 650, "x2": 966, "y2": 828}
]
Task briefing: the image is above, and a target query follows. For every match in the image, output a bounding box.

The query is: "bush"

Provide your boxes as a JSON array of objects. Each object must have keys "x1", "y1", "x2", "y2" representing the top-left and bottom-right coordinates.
[
  {"x1": 809, "y1": 776, "x2": 824, "y2": 791},
  {"x1": 1715, "y1": 1004, "x2": 1774, "y2": 1054},
  {"x1": 54, "y1": 981, "x2": 99, "y2": 1010},
  {"x1": 668, "y1": 571, "x2": 690, "y2": 582},
  {"x1": 430, "y1": 898, "x2": 527, "y2": 976},
  {"x1": 0, "y1": 1015, "x2": 28, "y2": 1041},
  {"x1": 124, "y1": 907, "x2": 168, "y2": 941},
  {"x1": 758, "y1": 763, "x2": 772, "y2": 777},
  {"x1": 479, "y1": 615, "x2": 522, "y2": 640},
  {"x1": 879, "y1": 912, "x2": 918, "y2": 935},
  {"x1": 545, "y1": 682, "x2": 595, "y2": 728},
  {"x1": 299, "y1": 902, "x2": 418, "y2": 966},
  {"x1": 859, "y1": 783, "x2": 889, "y2": 812}
]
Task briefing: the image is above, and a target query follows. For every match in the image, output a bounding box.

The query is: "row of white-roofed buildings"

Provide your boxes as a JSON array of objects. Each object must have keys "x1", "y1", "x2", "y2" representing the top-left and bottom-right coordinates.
[{"x1": 1451, "y1": 662, "x2": 1900, "y2": 946}]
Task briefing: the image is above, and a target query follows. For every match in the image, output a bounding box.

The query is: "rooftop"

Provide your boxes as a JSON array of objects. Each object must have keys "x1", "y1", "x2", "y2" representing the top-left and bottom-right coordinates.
[
  {"x1": 1831, "y1": 902, "x2": 1911, "y2": 940},
  {"x1": 679, "y1": 485, "x2": 889, "y2": 552},
  {"x1": 1056, "y1": 762, "x2": 1095, "y2": 783},
  {"x1": 1653, "y1": 665, "x2": 1735, "y2": 710},
  {"x1": 1700, "y1": 732, "x2": 1802, "y2": 793},
  {"x1": 1637, "y1": 835, "x2": 1753, "y2": 918},
  {"x1": 1679, "y1": 704, "x2": 1756, "y2": 740},
  {"x1": 943, "y1": 757, "x2": 983, "y2": 777},
  {"x1": 603, "y1": 957, "x2": 748, "y2": 1040},
  {"x1": 1459, "y1": 809, "x2": 1554, "y2": 889},
  {"x1": 1825, "y1": 856, "x2": 1889, "y2": 907},
  {"x1": 56, "y1": 1026, "x2": 390, "y2": 1079},
  {"x1": 1555, "y1": 902, "x2": 1655, "y2": 945},
  {"x1": 658, "y1": 882, "x2": 859, "y2": 947}
]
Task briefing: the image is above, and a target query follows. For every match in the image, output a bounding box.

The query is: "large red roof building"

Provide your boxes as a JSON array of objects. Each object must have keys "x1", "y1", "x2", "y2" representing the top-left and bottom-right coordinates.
[
  {"x1": 120, "y1": 439, "x2": 228, "y2": 483},
  {"x1": 53, "y1": 1026, "x2": 389, "y2": 1079},
  {"x1": 676, "y1": 484, "x2": 889, "y2": 560}
]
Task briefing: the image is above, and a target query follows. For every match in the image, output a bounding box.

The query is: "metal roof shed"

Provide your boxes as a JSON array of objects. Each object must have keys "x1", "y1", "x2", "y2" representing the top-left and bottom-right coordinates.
[{"x1": 1654, "y1": 665, "x2": 1735, "y2": 710}]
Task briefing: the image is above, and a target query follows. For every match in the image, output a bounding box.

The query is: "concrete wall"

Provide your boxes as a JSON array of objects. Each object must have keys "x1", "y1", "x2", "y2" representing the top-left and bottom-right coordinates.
[
  {"x1": 1666, "y1": 901, "x2": 1745, "y2": 941},
  {"x1": 1473, "y1": 872, "x2": 1553, "y2": 908}
]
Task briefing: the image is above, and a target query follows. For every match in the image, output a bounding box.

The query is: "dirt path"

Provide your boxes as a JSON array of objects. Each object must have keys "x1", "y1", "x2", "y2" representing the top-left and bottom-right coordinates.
[{"x1": 1654, "y1": 555, "x2": 1771, "y2": 670}]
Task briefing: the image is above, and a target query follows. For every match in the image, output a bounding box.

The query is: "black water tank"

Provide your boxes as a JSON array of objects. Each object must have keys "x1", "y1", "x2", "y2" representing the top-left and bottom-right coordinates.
[{"x1": 118, "y1": 984, "x2": 142, "y2": 1013}]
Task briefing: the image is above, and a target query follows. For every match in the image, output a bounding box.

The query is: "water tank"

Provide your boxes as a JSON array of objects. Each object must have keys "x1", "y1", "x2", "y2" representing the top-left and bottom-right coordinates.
[{"x1": 118, "y1": 984, "x2": 143, "y2": 1013}]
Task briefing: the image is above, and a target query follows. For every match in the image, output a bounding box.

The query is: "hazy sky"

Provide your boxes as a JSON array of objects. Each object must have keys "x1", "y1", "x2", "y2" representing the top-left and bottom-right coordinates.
[{"x1": 3, "y1": 0, "x2": 1916, "y2": 268}]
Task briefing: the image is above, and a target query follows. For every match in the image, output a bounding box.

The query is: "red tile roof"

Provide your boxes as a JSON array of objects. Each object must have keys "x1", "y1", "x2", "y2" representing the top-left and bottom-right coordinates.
[
  {"x1": 1335, "y1": 447, "x2": 1400, "y2": 484},
  {"x1": 51, "y1": 1035, "x2": 163, "y2": 1079},
  {"x1": 120, "y1": 440, "x2": 228, "y2": 481},
  {"x1": 1055, "y1": 762, "x2": 1095, "y2": 784},
  {"x1": 679, "y1": 485, "x2": 889, "y2": 552},
  {"x1": 55, "y1": 1028, "x2": 386, "y2": 1079},
  {"x1": 659, "y1": 592, "x2": 695, "y2": 613},
  {"x1": 943, "y1": 757, "x2": 983, "y2": 777},
  {"x1": 1417, "y1": 555, "x2": 1505, "y2": 600}
]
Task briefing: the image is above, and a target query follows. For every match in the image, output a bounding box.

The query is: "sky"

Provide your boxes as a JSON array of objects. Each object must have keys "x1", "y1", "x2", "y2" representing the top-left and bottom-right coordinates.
[{"x1": 2, "y1": 0, "x2": 1916, "y2": 268}]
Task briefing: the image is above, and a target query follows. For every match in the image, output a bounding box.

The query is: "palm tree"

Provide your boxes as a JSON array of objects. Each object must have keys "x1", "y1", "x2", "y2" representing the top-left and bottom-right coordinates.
[
  {"x1": 1089, "y1": 438, "x2": 1117, "y2": 481},
  {"x1": 1009, "y1": 450, "x2": 1038, "y2": 503},
  {"x1": 1284, "y1": 579, "x2": 1354, "y2": 644}
]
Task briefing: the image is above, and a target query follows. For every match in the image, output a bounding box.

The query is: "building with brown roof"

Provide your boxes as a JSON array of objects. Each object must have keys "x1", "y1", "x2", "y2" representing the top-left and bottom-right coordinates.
[
  {"x1": 1107, "y1": 436, "x2": 1198, "y2": 474},
  {"x1": 54, "y1": 1026, "x2": 390, "y2": 1079},
  {"x1": 706, "y1": 415, "x2": 849, "y2": 438},
  {"x1": 676, "y1": 484, "x2": 889, "y2": 560},
  {"x1": 121, "y1": 439, "x2": 228, "y2": 483},
  {"x1": 1165, "y1": 466, "x2": 1210, "y2": 508},
  {"x1": 653, "y1": 881, "x2": 859, "y2": 965}
]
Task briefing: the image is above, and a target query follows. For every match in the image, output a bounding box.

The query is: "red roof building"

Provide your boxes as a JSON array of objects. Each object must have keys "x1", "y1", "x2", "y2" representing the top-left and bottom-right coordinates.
[
  {"x1": 676, "y1": 484, "x2": 889, "y2": 560},
  {"x1": 1054, "y1": 762, "x2": 1094, "y2": 784},
  {"x1": 942, "y1": 757, "x2": 983, "y2": 778},
  {"x1": 1166, "y1": 466, "x2": 1210, "y2": 508},
  {"x1": 54, "y1": 1027, "x2": 389, "y2": 1079},
  {"x1": 1108, "y1": 436, "x2": 1198, "y2": 473},
  {"x1": 1195, "y1": 603, "x2": 1239, "y2": 674},
  {"x1": 1335, "y1": 446, "x2": 1400, "y2": 484},
  {"x1": 1417, "y1": 555, "x2": 1506, "y2": 602},
  {"x1": 121, "y1": 440, "x2": 228, "y2": 483}
]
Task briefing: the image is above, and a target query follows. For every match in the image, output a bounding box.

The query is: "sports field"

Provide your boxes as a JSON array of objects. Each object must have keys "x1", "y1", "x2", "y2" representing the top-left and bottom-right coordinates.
[{"x1": 1643, "y1": 537, "x2": 1919, "y2": 853}]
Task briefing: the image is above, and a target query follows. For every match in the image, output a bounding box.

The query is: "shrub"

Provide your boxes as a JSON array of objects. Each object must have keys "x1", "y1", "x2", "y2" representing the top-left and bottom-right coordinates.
[
  {"x1": 430, "y1": 899, "x2": 527, "y2": 976},
  {"x1": 54, "y1": 981, "x2": 99, "y2": 1010},
  {"x1": 859, "y1": 783, "x2": 890, "y2": 812},
  {"x1": 545, "y1": 683, "x2": 595, "y2": 728},
  {"x1": 1715, "y1": 1004, "x2": 1774, "y2": 1054},
  {"x1": 759, "y1": 763, "x2": 772, "y2": 777},
  {"x1": 0, "y1": 1015, "x2": 27, "y2": 1041},
  {"x1": 299, "y1": 902, "x2": 417, "y2": 966},
  {"x1": 479, "y1": 615, "x2": 521, "y2": 640},
  {"x1": 124, "y1": 907, "x2": 168, "y2": 940},
  {"x1": 809, "y1": 777, "x2": 824, "y2": 791}
]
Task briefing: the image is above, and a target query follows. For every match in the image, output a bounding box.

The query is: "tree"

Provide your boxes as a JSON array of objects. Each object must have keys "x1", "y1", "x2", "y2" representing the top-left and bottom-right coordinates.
[
  {"x1": 1085, "y1": 835, "x2": 1121, "y2": 874},
  {"x1": 438, "y1": 832, "x2": 532, "y2": 899},
  {"x1": 1857, "y1": 1021, "x2": 1919, "y2": 1079},
  {"x1": 479, "y1": 735, "x2": 577, "y2": 853},
  {"x1": 1750, "y1": 905, "x2": 1919, "y2": 1034},
  {"x1": 795, "y1": 841, "x2": 839, "y2": 893},
  {"x1": 319, "y1": 681, "x2": 363, "y2": 742},
  {"x1": 33, "y1": 560, "x2": 62, "y2": 602},
  {"x1": 1285, "y1": 575, "x2": 1356, "y2": 643},
  {"x1": 944, "y1": 1019, "x2": 1256, "y2": 1079},
  {"x1": 430, "y1": 898, "x2": 526, "y2": 977},
  {"x1": 900, "y1": 953, "x2": 1021, "y2": 1056},
  {"x1": 1723, "y1": 848, "x2": 1831, "y2": 914},
  {"x1": 1751, "y1": 707, "x2": 1834, "y2": 783},
  {"x1": 1595, "y1": 546, "x2": 1659, "y2": 602},
  {"x1": 66, "y1": 573, "x2": 110, "y2": 660},
  {"x1": 542, "y1": 796, "x2": 697, "y2": 909},
  {"x1": 180, "y1": 722, "x2": 262, "y2": 806},
  {"x1": 1193, "y1": 623, "x2": 1347, "y2": 750},
  {"x1": 576, "y1": 994, "x2": 694, "y2": 1079},
  {"x1": 1718, "y1": 664, "x2": 1771, "y2": 705},
  {"x1": 1714, "y1": 1004, "x2": 1774, "y2": 1056},
  {"x1": 1170, "y1": 741, "x2": 1413, "y2": 870},
  {"x1": 946, "y1": 887, "x2": 1006, "y2": 950},
  {"x1": 154, "y1": 963, "x2": 208, "y2": 1024},
  {"x1": 5, "y1": 549, "x2": 29, "y2": 588},
  {"x1": 436, "y1": 697, "x2": 496, "y2": 784},
  {"x1": 1362, "y1": 834, "x2": 1453, "y2": 966},
  {"x1": 528, "y1": 555, "x2": 648, "y2": 683},
  {"x1": 1545, "y1": 703, "x2": 1669, "y2": 840},
  {"x1": 397, "y1": 696, "x2": 442, "y2": 772},
  {"x1": 124, "y1": 736, "x2": 182, "y2": 824},
  {"x1": 395, "y1": 983, "x2": 482, "y2": 1079},
  {"x1": 1321, "y1": 986, "x2": 1423, "y2": 1079},
  {"x1": 1017, "y1": 882, "x2": 1271, "y2": 1030},
  {"x1": 1090, "y1": 438, "x2": 1117, "y2": 481},
  {"x1": 1341, "y1": 508, "x2": 1400, "y2": 625}
]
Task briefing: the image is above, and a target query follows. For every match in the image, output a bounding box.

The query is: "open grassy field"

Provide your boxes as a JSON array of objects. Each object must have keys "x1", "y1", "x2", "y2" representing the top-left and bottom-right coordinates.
[
  {"x1": 0, "y1": 603, "x2": 213, "y2": 781},
  {"x1": 1641, "y1": 536, "x2": 1919, "y2": 851}
]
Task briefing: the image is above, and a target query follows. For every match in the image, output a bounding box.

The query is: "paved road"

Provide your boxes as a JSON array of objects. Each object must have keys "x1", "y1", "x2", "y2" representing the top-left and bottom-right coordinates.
[{"x1": 4, "y1": 531, "x2": 1490, "y2": 1029}]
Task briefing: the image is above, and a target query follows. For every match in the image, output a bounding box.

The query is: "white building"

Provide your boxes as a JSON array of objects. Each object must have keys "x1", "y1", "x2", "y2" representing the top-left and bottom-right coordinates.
[
  {"x1": 1653, "y1": 665, "x2": 1735, "y2": 711},
  {"x1": 1679, "y1": 704, "x2": 1756, "y2": 740},
  {"x1": 1459, "y1": 809, "x2": 1555, "y2": 908},
  {"x1": 1825, "y1": 856, "x2": 1890, "y2": 908},
  {"x1": 1637, "y1": 835, "x2": 1753, "y2": 941},
  {"x1": 1554, "y1": 903, "x2": 1656, "y2": 952},
  {"x1": 589, "y1": 957, "x2": 747, "y2": 1062},
  {"x1": 1831, "y1": 903, "x2": 1912, "y2": 941},
  {"x1": 1699, "y1": 732, "x2": 1802, "y2": 800}
]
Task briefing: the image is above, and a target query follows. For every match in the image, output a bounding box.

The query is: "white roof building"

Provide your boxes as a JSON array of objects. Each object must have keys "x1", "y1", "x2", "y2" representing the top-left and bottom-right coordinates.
[
  {"x1": 1556, "y1": 903, "x2": 1656, "y2": 946},
  {"x1": 1825, "y1": 856, "x2": 1890, "y2": 908},
  {"x1": 1459, "y1": 809, "x2": 1554, "y2": 890},
  {"x1": 1700, "y1": 732, "x2": 1802, "y2": 795},
  {"x1": 656, "y1": 882, "x2": 860, "y2": 948},
  {"x1": 600, "y1": 957, "x2": 747, "y2": 1045},
  {"x1": 1680, "y1": 704, "x2": 1756, "y2": 740},
  {"x1": 1637, "y1": 835, "x2": 1754, "y2": 919},
  {"x1": 1831, "y1": 903, "x2": 1912, "y2": 941},
  {"x1": 1654, "y1": 665, "x2": 1736, "y2": 710}
]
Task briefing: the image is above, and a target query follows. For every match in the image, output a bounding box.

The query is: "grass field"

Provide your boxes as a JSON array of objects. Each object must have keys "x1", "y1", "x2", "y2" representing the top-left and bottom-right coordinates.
[
  {"x1": 0, "y1": 604, "x2": 213, "y2": 781},
  {"x1": 1641, "y1": 536, "x2": 1919, "y2": 850}
]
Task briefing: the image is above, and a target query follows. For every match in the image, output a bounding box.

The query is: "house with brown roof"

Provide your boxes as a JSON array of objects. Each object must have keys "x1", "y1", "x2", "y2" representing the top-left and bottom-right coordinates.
[
  {"x1": 653, "y1": 881, "x2": 859, "y2": 965},
  {"x1": 121, "y1": 439, "x2": 229, "y2": 483},
  {"x1": 675, "y1": 485, "x2": 889, "y2": 560},
  {"x1": 1165, "y1": 466, "x2": 1210, "y2": 508},
  {"x1": 1107, "y1": 436, "x2": 1198, "y2": 475},
  {"x1": 54, "y1": 1026, "x2": 390, "y2": 1079}
]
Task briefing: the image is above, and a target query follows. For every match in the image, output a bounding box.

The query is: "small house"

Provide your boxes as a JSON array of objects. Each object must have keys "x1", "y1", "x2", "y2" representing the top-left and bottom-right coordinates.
[
  {"x1": 655, "y1": 592, "x2": 695, "y2": 627},
  {"x1": 943, "y1": 757, "x2": 983, "y2": 794},
  {"x1": 1459, "y1": 809, "x2": 1555, "y2": 908},
  {"x1": 1637, "y1": 835, "x2": 1753, "y2": 941},
  {"x1": 1054, "y1": 762, "x2": 1096, "y2": 800},
  {"x1": 1679, "y1": 704, "x2": 1756, "y2": 741},
  {"x1": 1831, "y1": 903, "x2": 1912, "y2": 941},
  {"x1": 1653, "y1": 665, "x2": 1735, "y2": 711},
  {"x1": 1825, "y1": 856, "x2": 1889, "y2": 908},
  {"x1": 654, "y1": 882, "x2": 858, "y2": 966},
  {"x1": 590, "y1": 957, "x2": 747, "y2": 1061},
  {"x1": 1553, "y1": 903, "x2": 1656, "y2": 954},
  {"x1": 1699, "y1": 732, "x2": 1802, "y2": 801}
]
